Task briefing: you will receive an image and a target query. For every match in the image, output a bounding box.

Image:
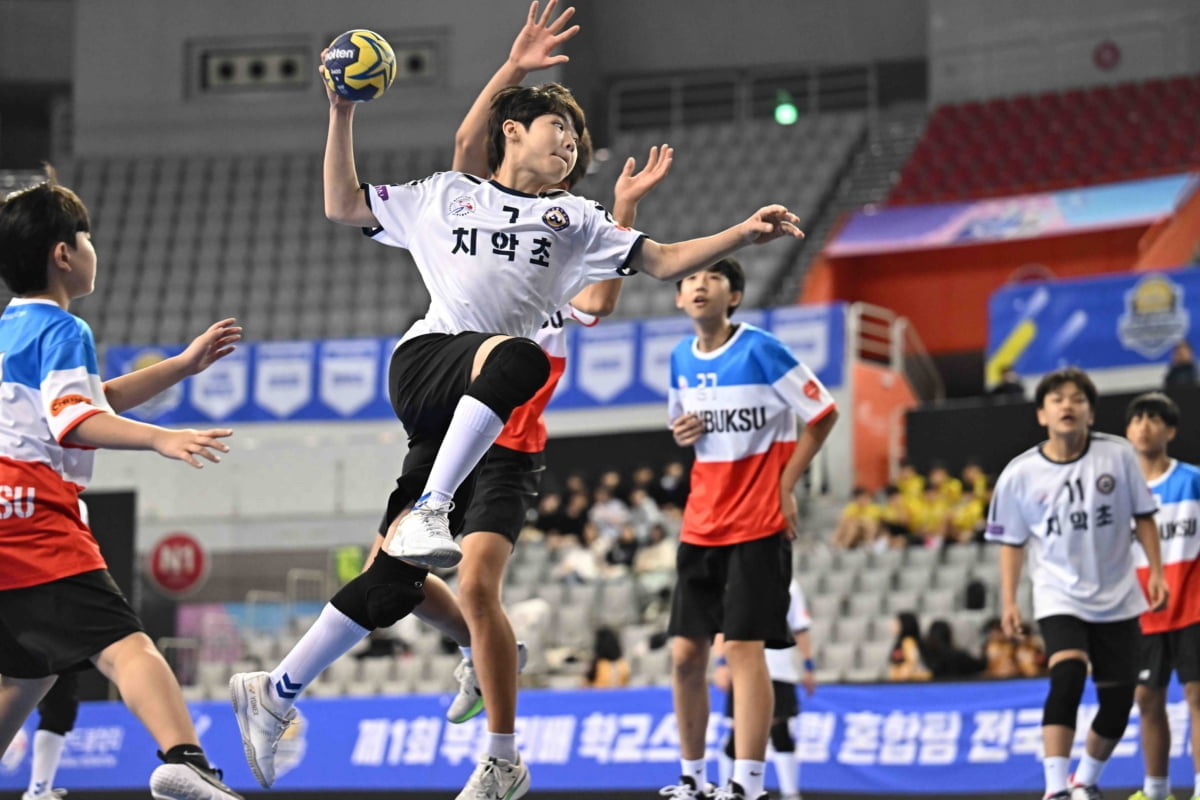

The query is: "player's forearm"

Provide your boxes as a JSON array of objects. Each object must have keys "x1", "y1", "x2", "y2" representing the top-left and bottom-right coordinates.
[
  {"x1": 795, "y1": 630, "x2": 813, "y2": 661},
  {"x1": 999, "y1": 544, "x2": 1023, "y2": 607},
  {"x1": 1134, "y1": 515, "x2": 1165, "y2": 575},
  {"x1": 323, "y1": 105, "x2": 373, "y2": 226},
  {"x1": 64, "y1": 411, "x2": 169, "y2": 452},
  {"x1": 612, "y1": 195, "x2": 641, "y2": 230},
  {"x1": 103, "y1": 357, "x2": 190, "y2": 413},
  {"x1": 633, "y1": 227, "x2": 746, "y2": 281},
  {"x1": 780, "y1": 410, "x2": 838, "y2": 493},
  {"x1": 453, "y1": 60, "x2": 528, "y2": 176},
  {"x1": 570, "y1": 279, "x2": 623, "y2": 317}
]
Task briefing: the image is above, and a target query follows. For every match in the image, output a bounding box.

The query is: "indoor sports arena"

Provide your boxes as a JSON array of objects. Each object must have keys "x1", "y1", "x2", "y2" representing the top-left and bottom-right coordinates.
[{"x1": 1, "y1": 1, "x2": 1199, "y2": 799}]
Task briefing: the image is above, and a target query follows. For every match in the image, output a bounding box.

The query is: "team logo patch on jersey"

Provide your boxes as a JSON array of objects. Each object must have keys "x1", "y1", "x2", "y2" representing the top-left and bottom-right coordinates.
[
  {"x1": 803, "y1": 379, "x2": 821, "y2": 401},
  {"x1": 1096, "y1": 473, "x2": 1116, "y2": 494},
  {"x1": 50, "y1": 394, "x2": 92, "y2": 416},
  {"x1": 448, "y1": 195, "x2": 476, "y2": 217},
  {"x1": 542, "y1": 206, "x2": 570, "y2": 231},
  {"x1": 375, "y1": 185, "x2": 390, "y2": 201}
]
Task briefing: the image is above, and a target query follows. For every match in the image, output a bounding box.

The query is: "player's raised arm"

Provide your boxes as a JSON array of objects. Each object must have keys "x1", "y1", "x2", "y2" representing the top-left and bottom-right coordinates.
[
  {"x1": 320, "y1": 52, "x2": 379, "y2": 228},
  {"x1": 453, "y1": 0, "x2": 579, "y2": 176},
  {"x1": 571, "y1": 144, "x2": 674, "y2": 316},
  {"x1": 632, "y1": 204, "x2": 803, "y2": 282},
  {"x1": 104, "y1": 319, "x2": 241, "y2": 413}
]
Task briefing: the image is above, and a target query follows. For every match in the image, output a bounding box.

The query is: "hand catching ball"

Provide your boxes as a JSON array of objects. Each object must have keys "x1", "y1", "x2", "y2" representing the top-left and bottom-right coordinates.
[{"x1": 322, "y1": 29, "x2": 397, "y2": 102}]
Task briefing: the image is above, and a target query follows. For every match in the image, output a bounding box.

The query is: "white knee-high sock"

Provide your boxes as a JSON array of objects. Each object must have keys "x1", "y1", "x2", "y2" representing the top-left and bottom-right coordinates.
[
  {"x1": 28, "y1": 730, "x2": 66, "y2": 795},
  {"x1": 773, "y1": 750, "x2": 799, "y2": 796},
  {"x1": 419, "y1": 396, "x2": 503, "y2": 506},
  {"x1": 268, "y1": 604, "x2": 368, "y2": 709}
]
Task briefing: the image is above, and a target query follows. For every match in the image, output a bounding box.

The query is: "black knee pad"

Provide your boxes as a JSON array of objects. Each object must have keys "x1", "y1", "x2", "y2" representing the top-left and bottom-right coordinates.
[
  {"x1": 465, "y1": 337, "x2": 550, "y2": 421},
  {"x1": 330, "y1": 554, "x2": 427, "y2": 630},
  {"x1": 1043, "y1": 658, "x2": 1088, "y2": 728},
  {"x1": 37, "y1": 673, "x2": 79, "y2": 735},
  {"x1": 770, "y1": 718, "x2": 795, "y2": 753},
  {"x1": 1092, "y1": 683, "x2": 1136, "y2": 740}
]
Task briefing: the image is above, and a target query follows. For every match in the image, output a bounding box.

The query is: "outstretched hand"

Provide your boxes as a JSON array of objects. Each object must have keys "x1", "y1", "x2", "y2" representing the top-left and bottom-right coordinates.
[
  {"x1": 178, "y1": 318, "x2": 241, "y2": 376},
  {"x1": 740, "y1": 205, "x2": 804, "y2": 245},
  {"x1": 154, "y1": 428, "x2": 232, "y2": 469},
  {"x1": 613, "y1": 144, "x2": 674, "y2": 207},
  {"x1": 509, "y1": 0, "x2": 580, "y2": 72}
]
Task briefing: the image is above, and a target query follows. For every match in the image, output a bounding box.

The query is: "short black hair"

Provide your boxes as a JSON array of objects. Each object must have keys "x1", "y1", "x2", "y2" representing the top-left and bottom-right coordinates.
[
  {"x1": 675, "y1": 258, "x2": 746, "y2": 316},
  {"x1": 1126, "y1": 391, "x2": 1180, "y2": 428},
  {"x1": 487, "y1": 82, "x2": 587, "y2": 174},
  {"x1": 0, "y1": 165, "x2": 90, "y2": 295},
  {"x1": 1034, "y1": 367, "x2": 1097, "y2": 409},
  {"x1": 562, "y1": 128, "x2": 593, "y2": 191}
]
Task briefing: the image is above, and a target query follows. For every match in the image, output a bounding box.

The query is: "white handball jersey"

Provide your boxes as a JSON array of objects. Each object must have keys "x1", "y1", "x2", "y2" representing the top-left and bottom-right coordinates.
[
  {"x1": 764, "y1": 579, "x2": 812, "y2": 684},
  {"x1": 363, "y1": 172, "x2": 645, "y2": 343},
  {"x1": 986, "y1": 432, "x2": 1157, "y2": 622}
]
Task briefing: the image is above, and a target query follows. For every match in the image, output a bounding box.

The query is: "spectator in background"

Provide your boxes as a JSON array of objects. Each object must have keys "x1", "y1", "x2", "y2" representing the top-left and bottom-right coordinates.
[
  {"x1": 922, "y1": 619, "x2": 986, "y2": 679},
  {"x1": 599, "y1": 469, "x2": 630, "y2": 503},
  {"x1": 553, "y1": 522, "x2": 601, "y2": 584},
  {"x1": 1164, "y1": 340, "x2": 1197, "y2": 387},
  {"x1": 887, "y1": 612, "x2": 931, "y2": 681},
  {"x1": 634, "y1": 523, "x2": 676, "y2": 597},
  {"x1": 627, "y1": 486, "x2": 663, "y2": 540},
  {"x1": 630, "y1": 465, "x2": 659, "y2": 502},
  {"x1": 534, "y1": 492, "x2": 570, "y2": 539},
  {"x1": 895, "y1": 461, "x2": 925, "y2": 500},
  {"x1": 554, "y1": 491, "x2": 590, "y2": 544},
  {"x1": 880, "y1": 485, "x2": 918, "y2": 548},
  {"x1": 1014, "y1": 623, "x2": 1048, "y2": 678},
  {"x1": 589, "y1": 486, "x2": 630, "y2": 540},
  {"x1": 982, "y1": 617, "x2": 1020, "y2": 679},
  {"x1": 912, "y1": 484, "x2": 952, "y2": 545},
  {"x1": 991, "y1": 365, "x2": 1026, "y2": 399},
  {"x1": 832, "y1": 486, "x2": 882, "y2": 550},
  {"x1": 961, "y1": 459, "x2": 990, "y2": 500},
  {"x1": 605, "y1": 524, "x2": 641, "y2": 573},
  {"x1": 584, "y1": 627, "x2": 630, "y2": 688},
  {"x1": 928, "y1": 462, "x2": 963, "y2": 506},
  {"x1": 657, "y1": 461, "x2": 690, "y2": 510}
]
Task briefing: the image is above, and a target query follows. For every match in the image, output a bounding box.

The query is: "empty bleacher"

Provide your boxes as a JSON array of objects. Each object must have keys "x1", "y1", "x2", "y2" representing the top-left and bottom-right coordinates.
[{"x1": 890, "y1": 74, "x2": 1200, "y2": 205}]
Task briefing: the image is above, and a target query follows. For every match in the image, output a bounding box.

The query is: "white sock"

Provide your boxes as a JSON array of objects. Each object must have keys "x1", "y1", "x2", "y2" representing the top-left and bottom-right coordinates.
[
  {"x1": 1142, "y1": 775, "x2": 1170, "y2": 800},
  {"x1": 1073, "y1": 752, "x2": 1107, "y2": 787},
  {"x1": 460, "y1": 645, "x2": 473, "y2": 663},
  {"x1": 28, "y1": 730, "x2": 66, "y2": 796},
  {"x1": 1044, "y1": 755, "x2": 1070, "y2": 796},
  {"x1": 487, "y1": 732, "x2": 517, "y2": 762},
  {"x1": 773, "y1": 750, "x2": 799, "y2": 796},
  {"x1": 681, "y1": 757, "x2": 707, "y2": 787},
  {"x1": 733, "y1": 759, "x2": 767, "y2": 798},
  {"x1": 1193, "y1": 770, "x2": 1200, "y2": 799},
  {"x1": 418, "y1": 396, "x2": 503, "y2": 506},
  {"x1": 268, "y1": 604, "x2": 369, "y2": 710},
  {"x1": 717, "y1": 752, "x2": 733, "y2": 788}
]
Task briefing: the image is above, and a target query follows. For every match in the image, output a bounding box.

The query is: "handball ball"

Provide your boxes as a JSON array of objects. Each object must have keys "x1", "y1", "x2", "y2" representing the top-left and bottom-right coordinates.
[{"x1": 322, "y1": 29, "x2": 397, "y2": 102}]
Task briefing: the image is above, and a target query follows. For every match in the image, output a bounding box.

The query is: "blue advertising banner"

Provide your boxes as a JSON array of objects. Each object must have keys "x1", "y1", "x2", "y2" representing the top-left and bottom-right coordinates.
[
  {"x1": 829, "y1": 173, "x2": 1198, "y2": 256},
  {"x1": 987, "y1": 269, "x2": 1199, "y2": 380},
  {"x1": 0, "y1": 680, "x2": 1191, "y2": 794},
  {"x1": 104, "y1": 305, "x2": 845, "y2": 425}
]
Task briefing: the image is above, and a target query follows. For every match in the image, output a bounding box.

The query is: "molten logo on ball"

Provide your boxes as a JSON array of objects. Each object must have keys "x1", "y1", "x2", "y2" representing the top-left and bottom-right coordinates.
[{"x1": 323, "y1": 29, "x2": 397, "y2": 103}]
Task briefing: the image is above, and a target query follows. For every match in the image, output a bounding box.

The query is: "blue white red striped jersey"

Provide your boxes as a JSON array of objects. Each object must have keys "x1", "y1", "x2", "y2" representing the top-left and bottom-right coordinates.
[
  {"x1": 668, "y1": 323, "x2": 835, "y2": 546},
  {"x1": 1133, "y1": 459, "x2": 1200, "y2": 633},
  {"x1": 0, "y1": 298, "x2": 111, "y2": 589}
]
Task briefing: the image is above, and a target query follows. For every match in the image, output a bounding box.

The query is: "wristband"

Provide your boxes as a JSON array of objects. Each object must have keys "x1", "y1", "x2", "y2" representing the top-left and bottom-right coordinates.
[
  {"x1": 714, "y1": 656, "x2": 727, "y2": 667},
  {"x1": 803, "y1": 658, "x2": 816, "y2": 672}
]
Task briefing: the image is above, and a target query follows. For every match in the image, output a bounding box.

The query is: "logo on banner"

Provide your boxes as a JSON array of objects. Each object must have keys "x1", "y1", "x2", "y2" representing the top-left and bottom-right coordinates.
[
  {"x1": 256, "y1": 344, "x2": 314, "y2": 418},
  {"x1": 1117, "y1": 274, "x2": 1190, "y2": 359},
  {"x1": 577, "y1": 334, "x2": 634, "y2": 403},
  {"x1": 128, "y1": 350, "x2": 183, "y2": 420},
  {"x1": 320, "y1": 341, "x2": 380, "y2": 417},
  {"x1": 148, "y1": 533, "x2": 208, "y2": 597},
  {"x1": 190, "y1": 356, "x2": 249, "y2": 420}
]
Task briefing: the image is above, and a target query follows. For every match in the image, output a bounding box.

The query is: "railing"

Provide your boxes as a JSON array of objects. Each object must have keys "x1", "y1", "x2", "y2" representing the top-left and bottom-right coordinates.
[
  {"x1": 606, "y1": 63, "x2": 877, "y2": 139},
  {"x1": 846, "y1": 301, "x2": 943, "y2": 404}
]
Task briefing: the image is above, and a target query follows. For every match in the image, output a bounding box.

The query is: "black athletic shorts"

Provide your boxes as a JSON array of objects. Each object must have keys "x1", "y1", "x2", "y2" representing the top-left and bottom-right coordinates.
[
  {"x1": 0, "y1": 570, "x2": 144, "y2": 679},
  {"x1": 668, "y1": 532, "x2": 793, "y2": 649},
  {"x1": 1038, "y1": 614, "x2": 1141, "y2": 684},
  {"x1": 378, "y1": 444, "x2": 545, "y2": 545},
  {"x1": 1137, "y1": 622, "x2": 1200, "y2": 688},
  {"x1": 384, "y1": 332, "x2": 495, "y2": 535},
  {"x1": 724, "y1": 679, "x2": 800, "y2": 720}
]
